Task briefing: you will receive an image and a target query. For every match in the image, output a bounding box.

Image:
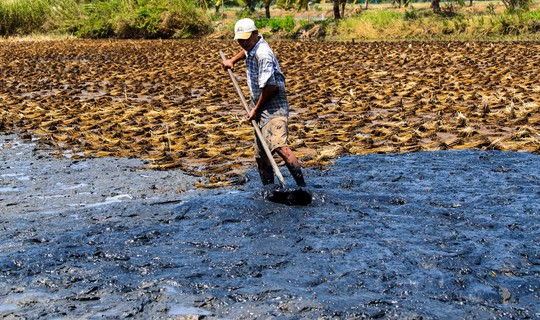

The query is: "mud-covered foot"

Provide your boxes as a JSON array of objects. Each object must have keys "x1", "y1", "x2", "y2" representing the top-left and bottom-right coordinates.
[{"x1": 266, "y1": 187, "x2": 312, "y2": 206}]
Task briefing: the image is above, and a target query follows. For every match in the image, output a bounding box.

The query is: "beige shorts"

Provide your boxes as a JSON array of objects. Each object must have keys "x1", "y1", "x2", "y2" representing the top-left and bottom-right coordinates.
[{"x1": 254, "y1": 116, "x2": 289, "y2": 158}]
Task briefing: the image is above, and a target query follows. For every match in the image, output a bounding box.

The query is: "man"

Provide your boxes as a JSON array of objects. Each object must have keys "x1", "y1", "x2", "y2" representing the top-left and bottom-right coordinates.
[{"x1": 222, "y1": 18, "x2": 307, "y2": 188}]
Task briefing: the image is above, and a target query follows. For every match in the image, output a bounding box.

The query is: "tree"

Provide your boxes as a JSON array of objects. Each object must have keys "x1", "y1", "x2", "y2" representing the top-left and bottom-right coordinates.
[
  {"x1": 297, "y1": 0, "x2": 309, "y2": 10},
  {"x1": 276, "y1": 0, "x2": 309, "y2": 12},
  {"x1": 333, "y1": 0, "x2": 341, "y2": 19},
  {"x1": 272, "y1": 0, "x2": 314, "y2": 18},
  {"x1": 431, "y1": 0, "x2": 440, "y2": 12},
  {"x1": 264, "y1": 0, "x2": 272, "y2": 18},
  {"x1": 244, "y1": 0, "x2": 256, "y2": 12},
  {"x1": 340, "y1": 0, "x2": 346, "y2": 18}
]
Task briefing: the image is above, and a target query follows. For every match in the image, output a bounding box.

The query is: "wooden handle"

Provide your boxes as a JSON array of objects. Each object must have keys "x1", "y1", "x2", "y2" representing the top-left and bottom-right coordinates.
[{"x1": 220, "y1": 50, "x2": 287, "y2": 188}]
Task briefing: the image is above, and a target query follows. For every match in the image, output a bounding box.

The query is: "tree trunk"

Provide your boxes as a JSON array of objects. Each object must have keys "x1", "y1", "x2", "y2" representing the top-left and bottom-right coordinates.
[
  {"x1": 469, "y1": 0, "x2": 473, "y2": 7},
  {"x1": 431, "y1": 0, "x2": 440, "y2": 12},
  {"x1": 364, "y1": 0, "x2": 369, "y2": 10},
  {"x1": 246, "y1": 0, "x2": 256, "y2": 12},
  {"x1": 333, "y1": 0, "x2": 341, "y2": 20},
  {"x1": 340, "y1": 0, "x2": 346, "y2": 18},
  {"x1": 265, "y1": 5, "x2": 271, "y2": 18}
]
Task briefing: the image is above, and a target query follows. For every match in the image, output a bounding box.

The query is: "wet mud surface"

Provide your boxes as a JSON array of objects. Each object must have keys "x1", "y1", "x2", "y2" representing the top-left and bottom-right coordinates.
[{"x1": 1, "y1": 135, "x2": 539, "y2": 319}]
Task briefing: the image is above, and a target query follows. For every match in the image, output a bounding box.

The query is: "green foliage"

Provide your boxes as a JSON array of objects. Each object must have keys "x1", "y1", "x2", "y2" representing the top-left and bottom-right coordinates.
[
  {"x1": 404, "y1": 9, "x2": 418, "y2": 20},
  {"x1": 523, "y1": 9, "x2": 540, "y2": 20},
  {"x1": 502, "y1": 0, "x2": 533, "y2": 13},
  {"x1": 0, "y1": 0, "x2": 51, "y2": 36},
  {"x1": 438, "y1": 2, "x2": 465, "y2": 18},
  {"x1": 2, "y1": 0, "x2": 540, "y2": 40},
  {"x1": 256, "y1": 15, "x2": 296, "y2": 32},
  {"x1": 135, "y1": 2, "x2": 165, "y2": 33},
  {"x1": 489, "y1": 10, "x2": 540, "y2": 35},
  {"x1": 76, "y1": 0, "x2": 118, "y2": 38},
  {"x1": 276, "y1": 0, "x2": 295, "y2": 10},
  {"x1": 357, "y1": 10, "x2": 403, "y2": 28},
  {"x1": 275, "y1": 0, "x2": 311, "y2": 11},
  {"x1": 1, "y1": 0, "x2": 211, "y2": 38},
  {"x1": 209, "y1": 11, "x2": 222, "y2": 21},
  {"x1": 298, "y1": 19, "x2": 315, "y2": 30},
  {"x1": 493, "y1": 12, "x2": 522, "y2": 34},
  {"x1": 236, "y1": 7, "x2": 254, "y2": 18},
  {"x1": 452, "y1": 16, "x2": 467, "y2": 32},
  {"x1": 486, "y1": 3, "x2": 496, "y2": 15}
]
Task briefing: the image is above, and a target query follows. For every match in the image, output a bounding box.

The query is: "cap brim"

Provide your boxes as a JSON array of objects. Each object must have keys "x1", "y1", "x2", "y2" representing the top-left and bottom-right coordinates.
[{"x1": 234, "y1": 31, "x2": 252, "y2": 40}]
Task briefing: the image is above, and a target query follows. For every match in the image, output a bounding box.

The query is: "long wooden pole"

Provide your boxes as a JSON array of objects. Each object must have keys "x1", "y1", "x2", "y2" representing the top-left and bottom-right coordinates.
[{"x1": 219, "y1": 50, "x2": 287, "y2": 188}]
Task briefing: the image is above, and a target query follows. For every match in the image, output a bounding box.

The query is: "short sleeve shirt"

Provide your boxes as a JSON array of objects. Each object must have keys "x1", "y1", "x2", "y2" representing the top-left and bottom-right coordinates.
[{"x1": 244, "y1": 36, "x2": 289, "y2": 127}]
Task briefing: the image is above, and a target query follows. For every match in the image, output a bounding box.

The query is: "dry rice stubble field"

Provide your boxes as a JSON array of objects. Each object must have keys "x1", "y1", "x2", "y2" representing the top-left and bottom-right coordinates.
[{"x1": 1, "y1": 39, "x2": 539, "y2": 187}]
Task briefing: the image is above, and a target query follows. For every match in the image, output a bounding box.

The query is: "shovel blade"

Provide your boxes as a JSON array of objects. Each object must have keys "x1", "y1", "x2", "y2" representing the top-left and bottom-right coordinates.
[{"x1": 265, "y1": 187, "x2": 312, "y2": 206}]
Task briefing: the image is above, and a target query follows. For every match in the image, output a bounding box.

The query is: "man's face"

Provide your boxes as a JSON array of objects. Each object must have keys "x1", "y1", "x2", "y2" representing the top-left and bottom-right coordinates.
[{"x1": 237, "y1": 32, "x2": 257, "y2": 52}]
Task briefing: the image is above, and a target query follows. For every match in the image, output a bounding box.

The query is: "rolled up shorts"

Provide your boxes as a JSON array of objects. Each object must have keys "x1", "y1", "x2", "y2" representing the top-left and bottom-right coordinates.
[{"x1": 254, "y1": 116, "x2": 288, "y2": 159}]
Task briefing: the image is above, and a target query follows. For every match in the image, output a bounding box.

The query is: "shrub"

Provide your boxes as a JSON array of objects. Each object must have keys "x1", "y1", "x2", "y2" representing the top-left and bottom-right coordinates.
[
  {"x1": 502, "y1": 0, "x2": 533, "y2": 13},
  {"x1": 257, "y1": 15, "x2": 296, "y2": 33},
  {"x1": 486, "y1": 3, "x2": 496, "y2": 15},
  {"x1": 75, "y1": 1, "x2": 118, "y2": 38},
  {"x1": 48, "y1": 0, "x2": 211, "y2": 39},
  {"x1": 160, "y1": 4, "x2": 212, "y2": 38},
  {"x1": 438, "y1": 2, "x2": 464, "y2": 18},
  {"x1": 0, "y1": 0, "x2": 51, "y2": 36},
  {"x1": 492, "y1": 12, "x2": 526, "y2": 35},
  {"x1": 404, "y1": 9, "x2": 418, "y2": 21},
  {"x1": 298, "y1": 19, "x2": 315, "y2": 31}
]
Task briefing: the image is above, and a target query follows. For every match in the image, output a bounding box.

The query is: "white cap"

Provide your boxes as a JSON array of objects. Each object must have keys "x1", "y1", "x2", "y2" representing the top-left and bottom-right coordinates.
[{"x1": 234, "y1": 18, "x2": 256, "y2": 40}]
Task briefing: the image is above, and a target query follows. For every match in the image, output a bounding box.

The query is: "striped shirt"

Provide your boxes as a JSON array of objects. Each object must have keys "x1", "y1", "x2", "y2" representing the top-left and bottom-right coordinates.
[{"x1": 244, "y1": 36, "x2": 289, "y2": 128}]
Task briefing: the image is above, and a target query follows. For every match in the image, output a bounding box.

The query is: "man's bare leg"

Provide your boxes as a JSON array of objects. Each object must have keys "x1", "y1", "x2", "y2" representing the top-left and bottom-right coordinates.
[{"x1": 274, "y1": 147, "x2": 307, "y2": 187}]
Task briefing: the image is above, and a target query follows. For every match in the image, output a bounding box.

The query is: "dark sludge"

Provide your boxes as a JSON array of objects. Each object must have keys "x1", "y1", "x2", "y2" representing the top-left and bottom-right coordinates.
[{"x1": 262, "y1": 185, "x2": 313, "y2": 206}]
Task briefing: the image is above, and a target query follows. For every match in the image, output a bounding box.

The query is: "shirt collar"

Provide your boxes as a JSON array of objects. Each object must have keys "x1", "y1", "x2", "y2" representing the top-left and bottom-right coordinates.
[{"x1": 246, "y1": 36, "x2": 264, "y2": 57}]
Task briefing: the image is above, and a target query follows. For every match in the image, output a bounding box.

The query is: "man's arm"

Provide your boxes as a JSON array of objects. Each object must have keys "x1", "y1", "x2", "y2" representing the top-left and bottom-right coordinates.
[
  {"x1": 248, "y1": 84, "x2": 277, "y2": 121},
  {"x1": 222, "y1": 50, "x2": 246, "y2": 70}
]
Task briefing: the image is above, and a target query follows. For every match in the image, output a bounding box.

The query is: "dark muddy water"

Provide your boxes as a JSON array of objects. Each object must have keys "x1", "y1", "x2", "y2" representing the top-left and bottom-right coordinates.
[{"x1": 1, "y1": 137, "x2": 539, "y2": 318}]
